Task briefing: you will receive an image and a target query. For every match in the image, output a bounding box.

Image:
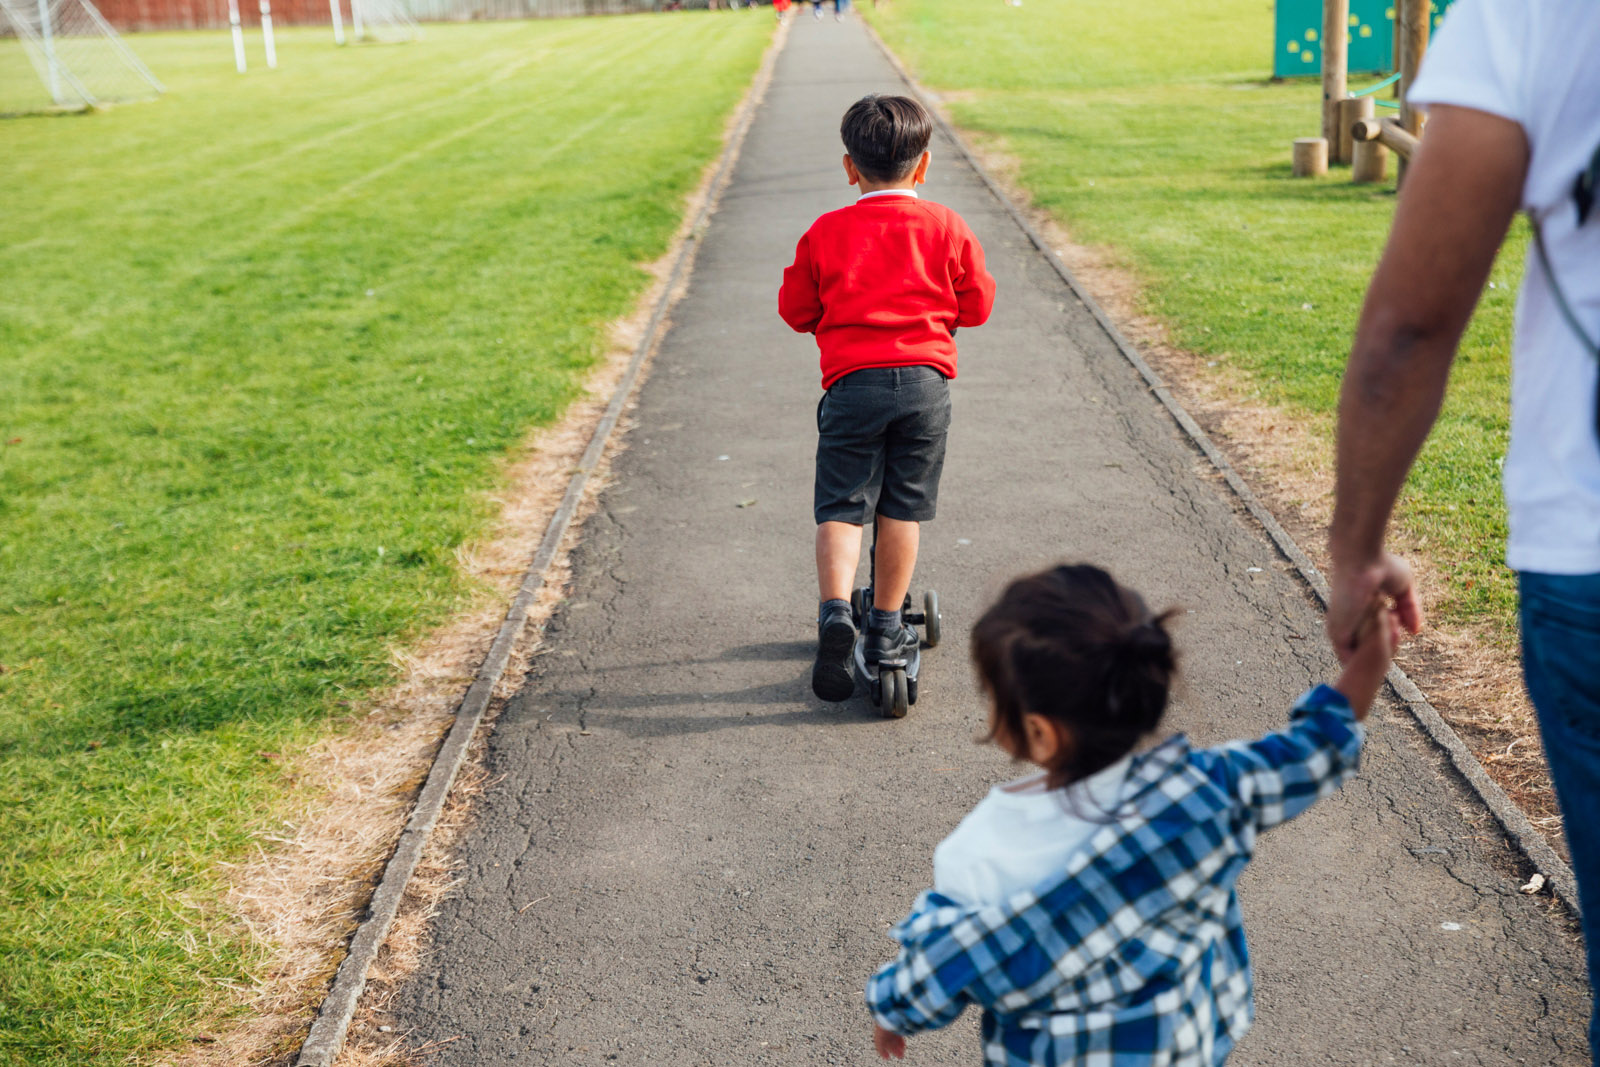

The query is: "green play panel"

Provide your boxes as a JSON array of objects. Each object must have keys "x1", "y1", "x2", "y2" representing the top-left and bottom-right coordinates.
[{"x1": 1274, "y1": 0, "x2": 1453, "y2": 78}]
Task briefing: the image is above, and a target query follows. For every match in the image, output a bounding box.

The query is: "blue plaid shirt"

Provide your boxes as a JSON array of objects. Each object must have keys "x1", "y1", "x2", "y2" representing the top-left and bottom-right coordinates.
[{"x1": 866, "y1": 685, "x2": 1364, "y2": 1066}]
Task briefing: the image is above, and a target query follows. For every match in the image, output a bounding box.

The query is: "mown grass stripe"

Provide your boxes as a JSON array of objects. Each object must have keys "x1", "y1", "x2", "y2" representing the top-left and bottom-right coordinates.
[{"x1": 0, "y1": 14, "x2": 770, "y2": 1064}]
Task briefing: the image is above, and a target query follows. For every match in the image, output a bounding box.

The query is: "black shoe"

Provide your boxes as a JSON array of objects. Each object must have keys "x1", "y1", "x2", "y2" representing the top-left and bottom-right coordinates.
[
  {"x1": 812, "y1": 604, "x2": 856, "y2": 701},
  {"x1": 864, "y1": 621, "x2": 918, "y2": 667}
]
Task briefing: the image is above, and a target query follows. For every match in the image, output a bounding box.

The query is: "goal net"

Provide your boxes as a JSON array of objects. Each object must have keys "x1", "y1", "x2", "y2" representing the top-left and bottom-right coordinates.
[
  {"x1": 0, "y1": 0, "x2": 163, "y2": 113},
  {"x1": 349, "y1": 0, "x2": 419, "y2": 43}
]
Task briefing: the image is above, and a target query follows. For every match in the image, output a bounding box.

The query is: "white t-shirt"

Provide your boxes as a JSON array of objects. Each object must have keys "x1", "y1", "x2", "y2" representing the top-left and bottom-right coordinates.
[
  {"x1": 932, "y1": 756, "x2": 1135, "y2": 907},
  {"x1": 1409, "y1": 0, "x2": 1600, "y2": 574}
]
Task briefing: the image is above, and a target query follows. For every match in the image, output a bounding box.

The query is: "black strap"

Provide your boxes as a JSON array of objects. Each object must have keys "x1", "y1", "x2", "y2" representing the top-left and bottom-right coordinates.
[{"x1": 1529, "y1": 215, "x2": 1600, "y2": 441}]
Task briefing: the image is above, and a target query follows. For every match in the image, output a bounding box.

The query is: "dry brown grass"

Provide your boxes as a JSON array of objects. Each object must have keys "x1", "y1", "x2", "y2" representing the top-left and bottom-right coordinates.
[
  {"x1": 946, "y1": 120, "x2": 1562, "y2": 845},
  {"x1": 155, "y1": 19, "x2": 787, "y2": 1067}
]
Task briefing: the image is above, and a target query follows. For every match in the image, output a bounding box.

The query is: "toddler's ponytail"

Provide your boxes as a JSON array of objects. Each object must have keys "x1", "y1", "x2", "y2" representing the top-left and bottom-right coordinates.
[{"x1": 972, "y1": 564, "x2": 1178, "y2": 789}]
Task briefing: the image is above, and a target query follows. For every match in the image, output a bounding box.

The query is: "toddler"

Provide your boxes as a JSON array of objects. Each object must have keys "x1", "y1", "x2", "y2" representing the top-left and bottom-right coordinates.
[{"x1": 865, "y1": 563, "x2": 1398, "y2": 1064}]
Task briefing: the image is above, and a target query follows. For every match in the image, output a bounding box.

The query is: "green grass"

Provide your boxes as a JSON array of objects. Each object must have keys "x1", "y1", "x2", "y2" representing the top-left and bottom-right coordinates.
[
  {"x1": 865, "y1": 0, "x2": 1523, "y2": 635},
  {"x1": 0, "y1": 16, "x2": 770, "y2": 1064}
]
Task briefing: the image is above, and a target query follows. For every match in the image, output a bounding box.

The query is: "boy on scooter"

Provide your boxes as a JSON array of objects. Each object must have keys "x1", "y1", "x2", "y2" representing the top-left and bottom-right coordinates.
[{"x1": 779, "y1": 94, "x2": 996, "y2": 701}]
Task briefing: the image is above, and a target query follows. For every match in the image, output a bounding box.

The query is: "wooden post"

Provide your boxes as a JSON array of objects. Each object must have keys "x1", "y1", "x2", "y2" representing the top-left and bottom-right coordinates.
[
  {"x1": 1336, "y1": 95, "x2": 1373, "y2": 165},
  {"x1": 1397, "y1": 0, "x2": 1429, "y2": 178},
  {"x1": 1352, "y1": 139, "x2": 1388, "y2": 183},
  {"x1": 1293, "y1": 137, "x2": 1329, "y2": 177},
  {"x1": 1321, "y1": 0, "x2": 1349, "y2": 149}
]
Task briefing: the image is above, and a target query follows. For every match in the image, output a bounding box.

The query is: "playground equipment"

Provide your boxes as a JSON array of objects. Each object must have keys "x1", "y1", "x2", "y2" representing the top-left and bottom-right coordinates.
[
  {"x1": 0, "y1": 0, "x2": 162, "y2": 111},
  {"x1": 1286, "y1": 0, "x2": 1447, "y2": 182},
  {"x1": 1273, "y1": 0, "x2": 1450, "y2": 80}
]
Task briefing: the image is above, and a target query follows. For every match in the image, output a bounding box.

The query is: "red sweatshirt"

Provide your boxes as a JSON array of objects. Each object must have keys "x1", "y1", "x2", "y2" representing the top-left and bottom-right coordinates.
[{"x1": 778, "y1": 194, "x2": 996, "y2": 389}]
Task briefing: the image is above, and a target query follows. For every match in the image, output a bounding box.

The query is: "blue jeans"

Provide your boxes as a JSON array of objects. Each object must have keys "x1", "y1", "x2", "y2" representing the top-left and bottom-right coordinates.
[{"x1": 1519, "y1": 570, "x2": 1600, "y2": 1062}]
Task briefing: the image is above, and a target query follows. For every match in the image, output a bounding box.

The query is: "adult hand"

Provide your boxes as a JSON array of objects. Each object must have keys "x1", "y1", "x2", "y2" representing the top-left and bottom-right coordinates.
[
  {"x1": 1333, "y1": 604, "x2": 1403, "y2": 720},
  {"x1": 1326, "y1": 551, "x2": 1423, "y2": 663},
  {"x1": 873, "y1": 1023, "x2": 907, "y2": 1060}
]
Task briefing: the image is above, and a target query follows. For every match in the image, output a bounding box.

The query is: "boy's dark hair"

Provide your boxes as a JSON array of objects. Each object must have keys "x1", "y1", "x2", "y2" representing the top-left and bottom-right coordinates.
[
  {"x1": 971, "y1": 564, "x2": 1177, "y2": 790},
  {"x1": 840, "y1": 94, "x2": 933, "y2": 183}
]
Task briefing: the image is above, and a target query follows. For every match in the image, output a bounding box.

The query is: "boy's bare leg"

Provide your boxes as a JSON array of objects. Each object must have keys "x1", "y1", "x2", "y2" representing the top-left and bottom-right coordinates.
[
  {"x1": 871, "y1": 516, "x2": 919, "y2": 613},
  {"x1": 816, "y1": 521, "x2": 865, "y2": 602}
]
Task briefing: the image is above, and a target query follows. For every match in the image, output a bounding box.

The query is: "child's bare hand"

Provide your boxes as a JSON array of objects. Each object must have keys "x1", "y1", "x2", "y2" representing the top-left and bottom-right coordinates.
[
  {"x1": 874, "y1": 1023, "x2": 907, "y2": 1059},
  {"x1": 1332, "y1": 604, "x2": 1400, "y2": 720}
]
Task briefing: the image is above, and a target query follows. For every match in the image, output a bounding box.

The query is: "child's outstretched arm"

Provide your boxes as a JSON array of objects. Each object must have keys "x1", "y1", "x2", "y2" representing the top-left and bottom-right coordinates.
[
  {"x1": 779, "y1": 231, "x2": 824, "y2": 333},
  {"x1": 1199, "y1": 606, "x2": 1398, "y2": 833}
]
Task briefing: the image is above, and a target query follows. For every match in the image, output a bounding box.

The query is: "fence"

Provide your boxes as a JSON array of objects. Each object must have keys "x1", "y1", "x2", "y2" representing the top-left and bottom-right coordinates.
[
  {"x1": 1, "y1": 0, "x2": 733, "y2": 32},
  {"x1": 407, "y1": 0, "x2": 666, "y2": 19}
]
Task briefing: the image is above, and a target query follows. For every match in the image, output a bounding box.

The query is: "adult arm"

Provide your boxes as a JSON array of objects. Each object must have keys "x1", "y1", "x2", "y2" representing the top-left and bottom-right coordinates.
[{"x1": 1326, "y1": 104, "x2": 1528, "y2": 659}]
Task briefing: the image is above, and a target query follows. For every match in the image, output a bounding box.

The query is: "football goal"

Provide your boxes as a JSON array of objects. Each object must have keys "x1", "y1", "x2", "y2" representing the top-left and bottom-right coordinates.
[
  {"x1": 346, "y1": 0, "x2": 419, "y2": 43},
  {"x1": 0, "y1": 0, "x2": 163, "y2": 112}
]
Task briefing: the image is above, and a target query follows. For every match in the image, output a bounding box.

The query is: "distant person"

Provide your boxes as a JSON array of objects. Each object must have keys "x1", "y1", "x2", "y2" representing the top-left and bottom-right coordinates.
[
  {"x1": 773, "y1": 0, "x2": 789, "y2": 19},
  {"x1": 865, "y1": 563, "x2": 1397, "y2": 1064},
  {"x1": 1325, "y1": 0, "x2": 1600, "y2": 1059},
  {"x1": 779, "y1": 94, "x2": 995, "y2": 702}
]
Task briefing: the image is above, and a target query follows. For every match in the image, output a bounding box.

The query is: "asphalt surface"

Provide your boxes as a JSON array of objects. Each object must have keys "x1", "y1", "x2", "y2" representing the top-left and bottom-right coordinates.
[{"x1": 390, "y1": 16, "x2": 1593, "y2": 1065}]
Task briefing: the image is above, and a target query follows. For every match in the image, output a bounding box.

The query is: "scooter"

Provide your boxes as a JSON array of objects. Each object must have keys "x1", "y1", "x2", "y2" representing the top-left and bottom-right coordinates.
[{"x1": 849, "y1": 524, "x2": 941, "y2": 719}]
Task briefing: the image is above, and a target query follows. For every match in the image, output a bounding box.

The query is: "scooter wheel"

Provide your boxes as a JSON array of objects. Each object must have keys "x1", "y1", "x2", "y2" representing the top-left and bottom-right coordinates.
[
  {"x1": 906, "y1": 675, "x2": 918, "y2": 706},
  {"x1": 922, "y1": 590, "x2": 941, "y2": 648},
  {"x1": 885, "y1": 669, "x2": 909, "y2": 719}
]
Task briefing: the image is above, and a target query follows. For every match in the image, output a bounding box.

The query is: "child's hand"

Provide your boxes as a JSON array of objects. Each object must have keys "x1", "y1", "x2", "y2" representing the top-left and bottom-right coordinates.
[
  {"x1": 1332, "y1": 604, "x2": 1401, "y2": 720},
  {"x1": 873, "y1": 1023, "x2": 907, "y2": 1060}
]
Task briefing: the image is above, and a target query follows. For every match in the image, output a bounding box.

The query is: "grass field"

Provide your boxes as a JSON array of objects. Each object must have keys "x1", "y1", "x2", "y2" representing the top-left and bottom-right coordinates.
[
  {"x1": 0, "y1": 15, "x2": 769, "y2": 1064},
  {"x1": 865, "y1": 0, "x2": 1524, "y2": 637}
]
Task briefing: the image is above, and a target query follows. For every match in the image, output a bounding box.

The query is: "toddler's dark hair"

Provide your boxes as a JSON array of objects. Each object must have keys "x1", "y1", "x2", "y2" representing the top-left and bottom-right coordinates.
[
  {"x1": 971, "y1": 564, "x2": 1177, "y2": 789},
  {"x1": 840, "y1": 94, "x2": 933, "y2": 182}
]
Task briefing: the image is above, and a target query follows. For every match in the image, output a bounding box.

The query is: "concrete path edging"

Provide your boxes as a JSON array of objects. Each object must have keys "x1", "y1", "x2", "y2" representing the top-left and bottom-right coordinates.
[
  {"x1": 290, "y1": 20, "x2": 793, "y2": 1067},
  {"x1": 859, "y1": 22, "x2": 1578, "y2": 918}
]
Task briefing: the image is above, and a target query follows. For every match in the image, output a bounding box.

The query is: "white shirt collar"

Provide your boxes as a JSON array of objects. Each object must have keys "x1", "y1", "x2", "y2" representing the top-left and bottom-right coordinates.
[{"x1": 857, "y1": 188, "x2": 919, "y2": 201}]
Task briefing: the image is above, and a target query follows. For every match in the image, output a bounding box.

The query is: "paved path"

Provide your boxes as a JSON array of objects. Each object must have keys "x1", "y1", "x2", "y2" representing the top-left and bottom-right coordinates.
[{"x1": 390, "y1": 17, "x2": 1591, "y2": 1065}]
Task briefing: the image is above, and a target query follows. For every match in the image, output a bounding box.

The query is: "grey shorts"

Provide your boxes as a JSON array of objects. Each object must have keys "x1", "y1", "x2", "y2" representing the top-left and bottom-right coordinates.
[{"x1": 814, "y1": 365, "x2": 951, "y2": 525}]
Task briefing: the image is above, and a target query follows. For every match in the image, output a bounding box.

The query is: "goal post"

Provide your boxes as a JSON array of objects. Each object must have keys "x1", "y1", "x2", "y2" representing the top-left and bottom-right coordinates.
[
  {"x1": 36, "y1": 0, "x2": 60, "y2": 102},
  {"x1": 226, "y1": 0, "x2": 245, "y2": 71}
]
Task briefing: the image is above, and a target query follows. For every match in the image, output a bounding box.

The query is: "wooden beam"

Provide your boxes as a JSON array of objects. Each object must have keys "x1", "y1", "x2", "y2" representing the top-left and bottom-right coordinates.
[{"x1": 1352, "y1": 116, "x2": 1420, "y2": 159}]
